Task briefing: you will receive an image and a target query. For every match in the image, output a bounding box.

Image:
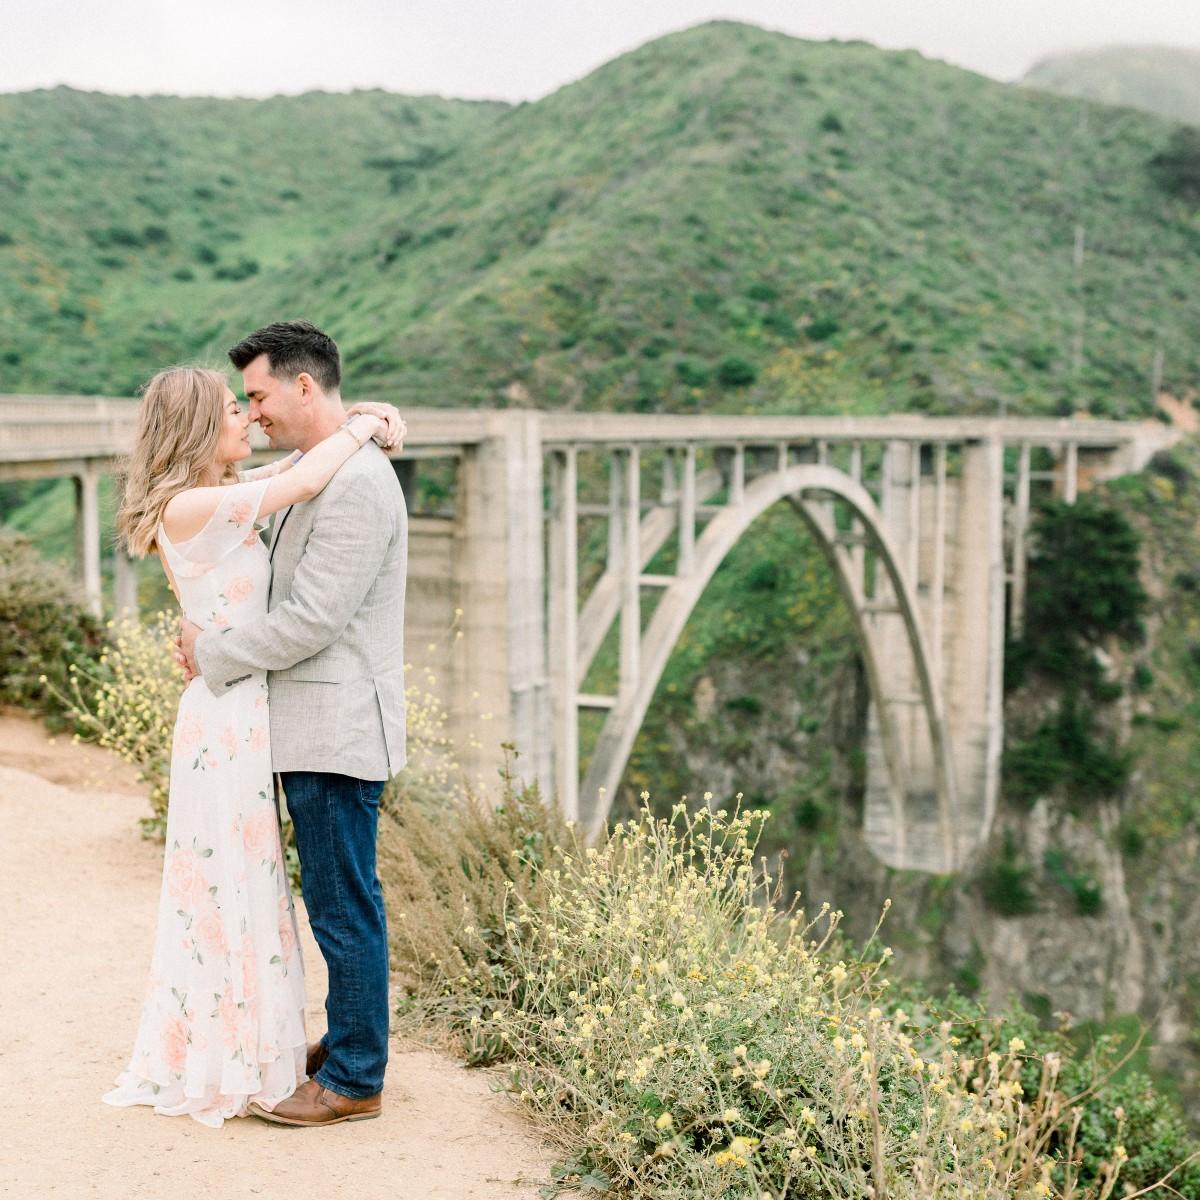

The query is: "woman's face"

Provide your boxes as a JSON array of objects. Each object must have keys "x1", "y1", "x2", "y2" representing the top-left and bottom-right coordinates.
[{"x1": 215, "y1": 386, "x2": 252, "y2": 465}]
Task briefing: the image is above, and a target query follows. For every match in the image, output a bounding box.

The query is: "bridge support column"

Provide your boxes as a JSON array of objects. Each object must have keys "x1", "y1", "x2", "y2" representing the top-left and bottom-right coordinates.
[
  {"x1": 548, "y1": 447, "x2": 579, "y2": 820},
  {"x1": 863, "y1": 440, "x2": 944, "y2": 868},
  {"x1": 74, "y1": 463, "x2": 102, "y2": 618},
  {"x1": 454, "y1": 413, "x2": 551, "y2": 795},
  {"x1": 942, "y1": 437, "x2": 1005, "y2": 858}
]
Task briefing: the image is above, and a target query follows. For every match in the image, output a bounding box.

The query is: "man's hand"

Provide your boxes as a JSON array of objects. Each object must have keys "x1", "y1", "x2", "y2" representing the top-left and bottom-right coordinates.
[{"x1": 177, "y1": 619, "x2": 202, "y2": 683}]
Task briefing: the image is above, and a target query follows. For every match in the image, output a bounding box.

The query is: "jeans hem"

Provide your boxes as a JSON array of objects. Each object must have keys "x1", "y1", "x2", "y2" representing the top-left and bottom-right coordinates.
[{"x1": 314, "y1": 1070, "x2": 380, "y2": 1101}]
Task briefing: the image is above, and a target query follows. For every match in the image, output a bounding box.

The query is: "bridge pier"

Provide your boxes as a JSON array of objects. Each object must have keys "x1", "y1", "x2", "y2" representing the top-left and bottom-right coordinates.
[
  {"x1": 445, "y1": 412, "x2": 551, "y2": 795},
  {"x1": 73, "y1": 463, "x2": 102, "y2": 618}
]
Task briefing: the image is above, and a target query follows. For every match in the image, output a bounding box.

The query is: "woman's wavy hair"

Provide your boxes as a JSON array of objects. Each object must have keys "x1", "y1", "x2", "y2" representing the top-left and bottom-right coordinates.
[{"x1": 116, "y1": 366, "x2": 237, "y2": 557}]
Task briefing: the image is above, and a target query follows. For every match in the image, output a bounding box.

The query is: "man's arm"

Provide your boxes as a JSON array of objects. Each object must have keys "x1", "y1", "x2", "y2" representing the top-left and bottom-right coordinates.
[{"x1": 192, "y1": 469, "x2": 393, "y2": 695}]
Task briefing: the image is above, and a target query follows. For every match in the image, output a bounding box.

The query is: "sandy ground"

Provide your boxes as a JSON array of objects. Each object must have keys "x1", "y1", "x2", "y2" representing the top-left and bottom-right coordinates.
[{"x1": 0, "y1": 712, "x2": 553, "y2": 1199}]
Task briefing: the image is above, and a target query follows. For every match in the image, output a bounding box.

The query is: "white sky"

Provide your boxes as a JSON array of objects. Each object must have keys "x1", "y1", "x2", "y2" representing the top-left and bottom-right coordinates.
[{"x1": 1, "y1": 0, "x2": 1198, "y2": 101}]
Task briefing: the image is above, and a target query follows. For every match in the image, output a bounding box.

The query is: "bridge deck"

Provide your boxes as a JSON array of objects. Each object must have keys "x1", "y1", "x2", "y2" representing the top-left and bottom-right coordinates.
[{"x1": 0, "y1": 396, "x2": 1172, "y2": 467}]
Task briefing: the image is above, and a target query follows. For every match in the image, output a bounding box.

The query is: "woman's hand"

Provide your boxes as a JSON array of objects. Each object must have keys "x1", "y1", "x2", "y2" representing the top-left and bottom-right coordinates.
[{"x1": 346, "y1": 402, "x2": 406, "y2": 451}]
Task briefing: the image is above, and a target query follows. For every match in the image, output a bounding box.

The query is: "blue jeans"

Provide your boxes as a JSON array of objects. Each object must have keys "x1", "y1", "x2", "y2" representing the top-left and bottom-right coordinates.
[{"x1": 280, "y1": 771, "x2": 389, "y2": 1099}]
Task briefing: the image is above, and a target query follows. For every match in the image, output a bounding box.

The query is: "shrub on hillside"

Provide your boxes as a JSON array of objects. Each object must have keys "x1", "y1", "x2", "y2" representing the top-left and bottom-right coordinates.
[
  {"x1": 1149, "y1": 127, "x2": 1200, "y2": 201},
  {"x1": 212, "y1": 257, "x2": 260, "y2": 281},
  {"x1": 388, "y1": 790, "x2": 1181, "y2": 1198},
  {"x1": 716, "y1": 356, "x2": 758, "y2": 387},
  {"x1": 1017, "y1": 498, "x2": 1145, "y2": 686},
  {"x1": 1003, "y1": 698, "x2": 1130, "y2": 808},
  {"x1": 0, "y1": 531, "x2": 103, "y2": 726}
]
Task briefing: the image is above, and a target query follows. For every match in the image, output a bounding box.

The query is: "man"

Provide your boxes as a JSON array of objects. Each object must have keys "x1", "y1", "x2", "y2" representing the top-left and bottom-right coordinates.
[{"x1": 179, "y1": 320, "x2": 407, "y2": 1127}]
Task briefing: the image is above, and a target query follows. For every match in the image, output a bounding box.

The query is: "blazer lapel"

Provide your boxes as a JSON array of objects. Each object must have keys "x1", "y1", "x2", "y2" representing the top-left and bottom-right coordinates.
[{"x1": 269, "y1": 505, "x2": 294, "y2": 562}]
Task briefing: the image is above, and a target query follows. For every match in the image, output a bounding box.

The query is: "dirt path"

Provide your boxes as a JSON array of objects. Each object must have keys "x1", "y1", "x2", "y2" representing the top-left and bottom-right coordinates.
[{"x1": 0, "y1": 713, "x2": 553, "y2": 1199}]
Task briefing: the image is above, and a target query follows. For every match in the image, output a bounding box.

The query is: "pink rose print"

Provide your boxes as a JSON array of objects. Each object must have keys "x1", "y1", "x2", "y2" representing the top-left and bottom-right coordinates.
[
  {"x1": 225, "y1": 576, "x2": 254, "y2": 602},
  {"x1": 243, "y1": 528, "x2": 260, "y2": 547},
  {"x1": 166, "y1": 847, "x2": 207, "y2": 904},
  {"x1": 228, "y1": 500, "x2": 253, "y2": 525},
  {"x1": 241, "y1": 934, "x2": 258, "y2": 1003},
  {"x1": 194, "y1": 904, "x2": 228, "y2": 957},
  {"x1": 220, "y1": 726, "x2": 238, "y2": 758},
  {"x1": 218, "y1": 985, "x2": 241, "y2": 1050},
  {"x1": 161, "y1": 1016, "x2": 188, "y2": 1073},
  {"x1": 278, "y1": 893, "x2": 296, "y2": 959},
  {"x1": 203, "y1": 752, "x2": 218, "y2": 771},
  {"x1": 212, "y1": 613, "x2": 229, "y2": 628},
  {"x1": 242, "y1": 809, "x2": 277, "y2": 858},
  {"x1": 176, "y1": 714, "x2": 204, "y2": 751},
  {"x1": 248, "y1": 726, "x2": 268, "y2": 752}
]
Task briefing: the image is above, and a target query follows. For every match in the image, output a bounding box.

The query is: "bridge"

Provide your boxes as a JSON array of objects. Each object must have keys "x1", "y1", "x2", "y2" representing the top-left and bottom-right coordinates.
[{"x1": 0, "y1": 398, "x2": 1178, "y2": 871}]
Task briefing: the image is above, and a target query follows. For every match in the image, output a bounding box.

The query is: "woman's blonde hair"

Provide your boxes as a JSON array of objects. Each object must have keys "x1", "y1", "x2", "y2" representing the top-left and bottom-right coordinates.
[{"x1": 117, "y1": 366, "x2": 238, "y2": 557}]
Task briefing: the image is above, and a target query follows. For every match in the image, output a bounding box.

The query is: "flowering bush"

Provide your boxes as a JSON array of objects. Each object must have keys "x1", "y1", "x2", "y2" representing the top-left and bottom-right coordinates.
[
  {"x1": 63, "y1": 611, "x2": 184, "y2": 834},
  {"x1": 390, "y1": 787, "x2": 1195, "y2": 1199}
]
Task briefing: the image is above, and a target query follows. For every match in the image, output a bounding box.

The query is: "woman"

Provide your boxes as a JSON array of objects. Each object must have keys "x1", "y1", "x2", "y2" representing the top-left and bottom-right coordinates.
[{"x1": 102, "y1": 365, "x2": 401, "y2": 1128}]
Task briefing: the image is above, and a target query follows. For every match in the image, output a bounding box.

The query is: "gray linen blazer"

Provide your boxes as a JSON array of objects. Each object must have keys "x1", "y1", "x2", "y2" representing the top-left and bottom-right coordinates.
[{"x1": 195, "y1": 442, "x2": 407, "y2": 781}]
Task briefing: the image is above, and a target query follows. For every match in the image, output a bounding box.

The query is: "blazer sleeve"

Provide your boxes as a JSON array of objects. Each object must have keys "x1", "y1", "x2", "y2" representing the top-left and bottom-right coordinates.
[{"x1": 194, "y1": 468, "x2": 393, "y2": 695}]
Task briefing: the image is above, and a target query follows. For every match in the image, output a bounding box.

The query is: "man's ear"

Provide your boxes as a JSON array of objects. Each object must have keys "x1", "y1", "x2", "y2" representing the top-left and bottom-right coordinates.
[{"x1": 295, "y1": 371, "x2": 314, "y2": 404}]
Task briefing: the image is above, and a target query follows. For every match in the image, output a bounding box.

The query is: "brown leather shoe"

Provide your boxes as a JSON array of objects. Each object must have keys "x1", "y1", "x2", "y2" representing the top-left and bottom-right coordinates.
[
  {"x1": 250, "y1": 1079, "x2": 382, "y2": 1127},
  {"x1": 305, "y1": 1040, "x2": 329, "y2": 1078}
]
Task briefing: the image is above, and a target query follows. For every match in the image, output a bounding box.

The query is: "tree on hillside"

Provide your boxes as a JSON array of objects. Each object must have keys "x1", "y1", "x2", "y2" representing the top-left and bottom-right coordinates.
[{"x1": 1149, "y1": 127, "x2": 1200, "y2": 201}]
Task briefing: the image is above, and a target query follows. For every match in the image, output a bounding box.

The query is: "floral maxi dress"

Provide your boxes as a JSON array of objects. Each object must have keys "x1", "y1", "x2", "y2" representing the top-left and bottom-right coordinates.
[{"x1": 102, "y1": 476, "x2": 307, "y2": 1128}]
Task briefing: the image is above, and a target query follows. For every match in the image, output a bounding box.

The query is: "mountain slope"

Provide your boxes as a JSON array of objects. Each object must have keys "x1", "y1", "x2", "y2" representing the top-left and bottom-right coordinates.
[
  {"x1": 1025, "y1": 45, "x2": 1200, "y2": 125},
  {"x1": 0, "y1": 87, "x2": 502, "y2": 393},
  {"x1": 184, "y1": 23, "x2": 1200, "y2": 418},
  {"x1": 3, "y1": 23, "x2": 1199, "y2": 416}
]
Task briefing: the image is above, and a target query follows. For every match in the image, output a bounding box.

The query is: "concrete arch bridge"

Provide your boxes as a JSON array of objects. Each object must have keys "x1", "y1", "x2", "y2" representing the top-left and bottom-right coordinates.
[{"x1": 0, "y1": 400, "x2": 1176, "y2": 871}]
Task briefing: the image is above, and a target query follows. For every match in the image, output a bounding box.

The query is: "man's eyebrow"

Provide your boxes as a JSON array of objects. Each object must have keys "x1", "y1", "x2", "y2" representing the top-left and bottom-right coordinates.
[{"x1": 244, "y1": 389, "x2": 265, "y2": 399}]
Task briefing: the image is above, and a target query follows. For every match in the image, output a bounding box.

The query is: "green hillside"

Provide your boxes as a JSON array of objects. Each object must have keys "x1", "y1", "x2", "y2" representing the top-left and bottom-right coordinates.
[
  {"x1": 1025, "y1": 45, "x2": 1200, "y2": 125},
  {"x1": 0, "y1": 87, "x2": 501, "y2": 393},
  {"x1": 3, "y1": 23, "x2": 1198, "y2": 417}
]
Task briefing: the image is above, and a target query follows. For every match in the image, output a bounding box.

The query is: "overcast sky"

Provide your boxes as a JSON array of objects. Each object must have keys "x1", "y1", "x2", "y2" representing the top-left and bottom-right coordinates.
[{"x1": 2, "y1": 0, "x2": 1198, "y2": 101}]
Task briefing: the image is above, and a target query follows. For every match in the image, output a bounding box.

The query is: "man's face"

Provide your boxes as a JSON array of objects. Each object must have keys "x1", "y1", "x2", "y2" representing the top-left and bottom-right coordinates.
[{"x1": 242, "y1": 354, "x2": 300, "y2": 448}]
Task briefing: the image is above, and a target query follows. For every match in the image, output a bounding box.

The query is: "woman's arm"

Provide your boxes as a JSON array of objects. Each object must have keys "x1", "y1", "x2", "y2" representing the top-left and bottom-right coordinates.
[
  {"x1": 162, "y1": 412, "x2": 386, "y2": 544},
  {"x1": 238, "y1": 449, "x2": 303, "y2": 482}
]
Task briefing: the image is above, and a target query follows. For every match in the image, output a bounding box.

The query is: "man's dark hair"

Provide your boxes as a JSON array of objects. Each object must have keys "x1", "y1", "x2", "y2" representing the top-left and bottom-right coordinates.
[{"x1": 228, "y1": 320, "x2": 342, "y2": 392}]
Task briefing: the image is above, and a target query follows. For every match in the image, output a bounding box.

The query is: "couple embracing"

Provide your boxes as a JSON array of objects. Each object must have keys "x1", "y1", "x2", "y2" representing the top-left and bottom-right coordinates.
[{"x1": 103, "y1": 321, "x2": 408, "y2": 1129}]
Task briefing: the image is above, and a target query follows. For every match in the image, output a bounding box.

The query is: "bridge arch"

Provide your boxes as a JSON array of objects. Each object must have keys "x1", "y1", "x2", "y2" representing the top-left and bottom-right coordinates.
[{"x1": 576, "y1": 462, "x2": 959, "y2": 868}]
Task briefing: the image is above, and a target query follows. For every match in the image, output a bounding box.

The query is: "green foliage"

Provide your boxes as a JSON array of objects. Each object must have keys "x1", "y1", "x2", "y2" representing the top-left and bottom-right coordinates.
[
  {"x1": 0, "y1": 531, "x2": 103, "y2": 725},
  {"x1": 1042, "y1": 848, "x2": 1104, "y2": 916},
  {"x1": 715, "y1": 355, "x2": 757, "y2": 387},
  {"x1": 1003, "y1": 498, "x2": 1142, "y2": 807},
  {"x1": 212, "y1": 256, "x2": 259, "y2": 281},
  {"x1": 1150, "y1": 126, "x2": 1200, "y2": 201},
  {"x1": 1016, "y1": 497, "x2": 1146, "y2": 686},
  {"x1": 3, "y1": 26, "x2": 1200, "y2": 414},
  {"x1": 979, "y1": 833, "x2": 1038, "y2": 915},
  {"x1": 1003, "y1": 696, "x2": 1130, "y2": 807},
  {"x1": 902, "y1": 987, "x2": 1200, "y2": 1197}
]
